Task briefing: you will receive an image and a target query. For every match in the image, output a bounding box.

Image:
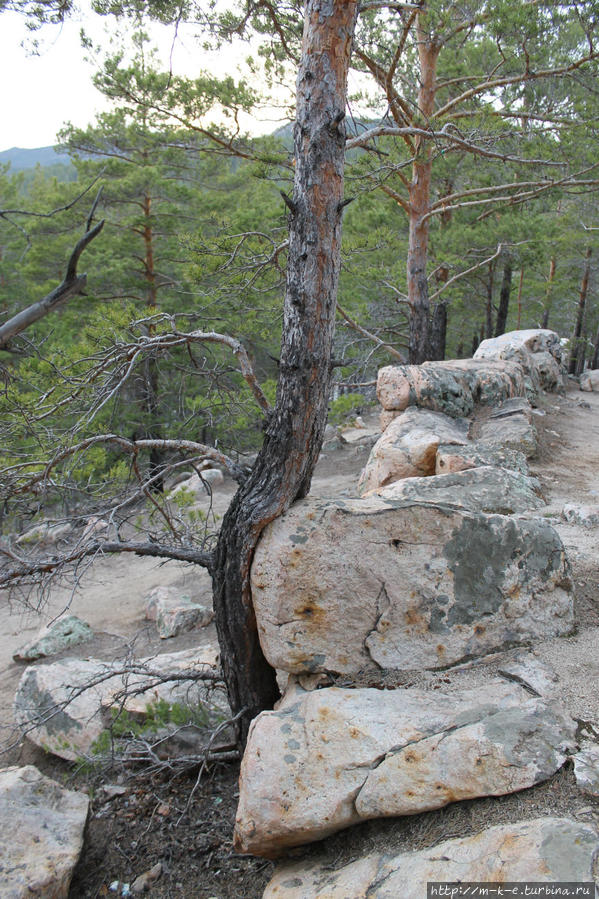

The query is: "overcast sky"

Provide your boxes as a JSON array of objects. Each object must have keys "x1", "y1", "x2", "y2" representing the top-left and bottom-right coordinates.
[{"x1": 0, "y1": 6, "x2": 290, "y2": 152}]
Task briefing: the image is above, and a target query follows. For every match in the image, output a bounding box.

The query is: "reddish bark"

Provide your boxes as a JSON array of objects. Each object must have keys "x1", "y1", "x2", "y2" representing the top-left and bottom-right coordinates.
[{"x1": 211, "y1": 0, "x2": 359, "y2": 746}]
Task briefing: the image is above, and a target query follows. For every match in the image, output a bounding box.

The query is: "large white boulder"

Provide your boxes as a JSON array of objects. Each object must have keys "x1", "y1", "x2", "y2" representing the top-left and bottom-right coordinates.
[
  {"x1": 263, "y1": 818, "x2": 599, "y2": 897},
  {"x1": 235, "y1": 681, "x2": 576, "y2": 856},
  {"x1": 251, "y1": 495, "x2": 573, "y2": 676},
  {"x1": 0, "y1": 765, "x2": 89, "y2": 898}
]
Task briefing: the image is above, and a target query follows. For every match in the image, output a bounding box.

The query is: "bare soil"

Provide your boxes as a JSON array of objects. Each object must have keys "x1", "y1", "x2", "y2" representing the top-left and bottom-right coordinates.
[{"x1": 1, "y1": 384, "x2": 599, "y2": 897}]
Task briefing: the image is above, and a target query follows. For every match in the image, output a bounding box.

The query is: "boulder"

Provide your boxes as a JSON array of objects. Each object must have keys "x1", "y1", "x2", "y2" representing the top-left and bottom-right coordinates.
[
  {"x1": 144, "y1": 585, "x2": 213, "y2": 637},
  {"x1": 235, "y1": 681, "x2": 576, "y2": 856},
  {"x1": 263, "y1": 818, "x2": 599, "y2": 897},
  {"x1": 0, "y1": 765, "x2": 89, "y2": 898},
  {"x1": 435, "y1": 442, "x2": 528, "y2": 475},
  {"x1": 13, "y1": 614, "x2": 93, "y2": 662},
  {"x1": 251, "y1": 495, "x2": 573, "y2": 676},
  {"x1": 376, "y1": 358, "x2": 526, "y2": 419},
  {"x1": 372, "y1": 466, "x2": 544, "y2": 515},
  {"x1": 531, "y1": 350, "x2": 564, "y2": 392},
  {"x1": 14, "y1": 645, "x2": 225, "y2": 761},
  {"x1": 358, "y1": 408, "x2": 469, "y2": 494},
  {"x1": 474, "y1": 329, "x2": 563, "y2": 399},
  {"x1": 477, "y1": 401, "x2": 538, "y2": 457},
  {"x1": 580, "y1": 369, "x2": 599, "y2": 391}
]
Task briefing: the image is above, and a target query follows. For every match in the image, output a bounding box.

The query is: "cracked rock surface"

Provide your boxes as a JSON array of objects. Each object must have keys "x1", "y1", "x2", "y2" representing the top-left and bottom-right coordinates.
[
  {"x1": 262, "y1": 817, "x2": 598, "y2": 897},
  {"x1": 251, "y1": 496, "x2": 573, "y2": 675},
  {"x1": 234, "y1": 680, "x2": 576, "y2": 856}
]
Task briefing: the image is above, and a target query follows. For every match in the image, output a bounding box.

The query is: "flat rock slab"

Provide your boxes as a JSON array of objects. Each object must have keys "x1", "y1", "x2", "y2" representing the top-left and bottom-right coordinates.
[
  {"x1": 251, "y1": 496, "x2": 573, "y2": 675},
  {"x1": 373, "y1": 466, "x2": 544, "y2": 515},
  {"x1": 14, "y1": 645, "x2": 225, "y2": 761},
  {"x1": 13, "y1": 614, "x2": 93, "y2": 662},
  {"x1": 263, "y1": 818, "x2": 598, "y2": 897},
  {"x1": 358, "y1": 408, "x2": 469, "y2": 494},
  {"x1": 477, "y1": 411, "x2": 538, "y2": 457},
  {"x1": 235, "y1": 683, "x2": 576, "y2": 856},
  {"x1": 435, "y1": 442, "x2": 529, "y2": 475},
  {"x1": 376, "y1": 358, "x2": 526, "y2": 418},
  {"x1": 0, "y1": 765, "x2": 89, "y2": 898}
]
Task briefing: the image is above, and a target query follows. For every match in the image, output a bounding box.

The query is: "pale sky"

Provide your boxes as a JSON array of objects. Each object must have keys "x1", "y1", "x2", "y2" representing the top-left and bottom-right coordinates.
[{"x1": 0, "y1": 5, "x2": 291, "y2": 152}]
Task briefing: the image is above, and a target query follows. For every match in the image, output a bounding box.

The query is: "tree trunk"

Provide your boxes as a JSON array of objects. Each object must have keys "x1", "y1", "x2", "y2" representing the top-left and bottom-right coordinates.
[
  {"x1": 430, "y1": 300, "x2": 447, "y2": 361},
  {"x1": 569, "y1": 247, "x2": 592, "y2": 375},
  {"x1": 516, "y1": 267, "x2": 524, "y2": 329},
  {"x1": 495, "y1": 253, "x2": 512, "y2": 337},
  {"x1": 485, "y1": 260, "x2": 495, "y2": 339},
  {"x1": 591, "y1": 323, "x2": 599, "y2": 370},
  {"x1": 211, "y1": 0, "x2": 359, "y2": 747},
  {"x1": 407, "y1": 24, "x2": 439, "y2": 364},
  {"x1": 541, "y1": 256, "x2": 556, "y2": 329}
]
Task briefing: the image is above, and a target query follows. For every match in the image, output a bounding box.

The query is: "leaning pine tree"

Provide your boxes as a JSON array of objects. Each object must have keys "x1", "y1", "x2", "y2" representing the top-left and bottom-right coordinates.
[{"x1": 212, "y1": 0, "x2": 360, "y2": 746}]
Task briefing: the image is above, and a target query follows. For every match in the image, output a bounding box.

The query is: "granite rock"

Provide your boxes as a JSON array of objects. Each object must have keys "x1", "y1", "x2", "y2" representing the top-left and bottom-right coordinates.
[
  {"x1": 0, "y1": 765, "x2": 89, "y2": 898},
  {"x1": 251, "y1": 495, "x2": 573, "y2": 676},
  {"x1": 263, "y1": 818, "x2": 598, "y2": 897},
  {"x1": 358, "y1": 408, "x2": 469, "y2": 494},
  {"x1": 235, "y1": 683, "x2": 576, "y2": 856}
]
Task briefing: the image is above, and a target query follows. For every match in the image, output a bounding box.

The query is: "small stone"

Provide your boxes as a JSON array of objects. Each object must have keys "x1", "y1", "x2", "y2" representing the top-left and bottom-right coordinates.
[
  {"x1": 13, "y1": 614, "x2": 93, "y2": 662},
  {"x1": 131, "y1": 862, "x2": 162, "y2": 893}
]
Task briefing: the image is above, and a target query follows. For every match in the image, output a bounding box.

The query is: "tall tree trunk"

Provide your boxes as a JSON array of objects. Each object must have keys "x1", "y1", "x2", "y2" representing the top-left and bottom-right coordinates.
[
  {"x1": 541, "y1": 255, "x2": 556, "y2": 329},
  {"x1": 516, "y1": 267, "x2": 524, "y2": 329},
  {"x1": 211, "y1": 0, "x2": 359, "y2": 747},
  {"x1": 430, "y1": 300, "x2": 447, "y2": 361},
  {"x1": 140, "y1": 192, "x2": 164, "y2": 491},
  {"x1": 591, "y1": 323, "x2": 599, "y2": 370},
  {"x1": 486, "y1": 260, "x2": 495, "y2": 338},
  {"x1": 495, "y1": 253, "x2": 512, "y2": 337},
  {"x1": 407, "y1": 24, "x2": 439, "y2": 364},
  {"x1": 569, "y1": 247, "x2": 592, "y2": 375}
]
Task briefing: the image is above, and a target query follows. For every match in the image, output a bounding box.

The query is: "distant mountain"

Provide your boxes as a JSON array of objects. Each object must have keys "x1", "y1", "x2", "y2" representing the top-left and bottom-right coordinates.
[{"x1": 0, "y1": 146, "x2": 72, "y2": 171}]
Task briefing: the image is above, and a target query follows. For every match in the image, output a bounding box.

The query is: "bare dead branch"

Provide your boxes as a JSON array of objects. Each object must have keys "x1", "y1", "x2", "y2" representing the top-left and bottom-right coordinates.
[
  {"x1": 337, "y1": 302, "x2": 406, "y2": 362},
  {"x1": 0, "y1": 189, "x2": 105, "y2": 347}
]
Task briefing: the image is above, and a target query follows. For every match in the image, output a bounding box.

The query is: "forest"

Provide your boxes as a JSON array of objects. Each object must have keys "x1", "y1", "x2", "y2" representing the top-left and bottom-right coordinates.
[{"x1": 1, "y1": 0, "x2": 599, "y2": 741}]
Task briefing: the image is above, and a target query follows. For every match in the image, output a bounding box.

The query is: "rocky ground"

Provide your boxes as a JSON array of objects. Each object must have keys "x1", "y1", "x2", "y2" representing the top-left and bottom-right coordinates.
[{"x1": 0, "y1": 381, "x2": 598, "y2": 897}]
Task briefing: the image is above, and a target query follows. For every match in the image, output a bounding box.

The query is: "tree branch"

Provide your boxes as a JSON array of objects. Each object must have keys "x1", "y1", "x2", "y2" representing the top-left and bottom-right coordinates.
[{"x1": 0, "y1": 190, "x2": 105, "y2": 347}]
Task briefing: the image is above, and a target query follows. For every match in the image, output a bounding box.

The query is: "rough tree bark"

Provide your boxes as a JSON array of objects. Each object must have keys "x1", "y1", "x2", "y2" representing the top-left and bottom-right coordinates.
[
  {"x1": 407, "y1": 21, "x2": 439, "y2": 364},
  {"x1": 569, "y1": 247, "x2": 592, "y2": 375},
  {"x1": 430, "y1": 300, "x2": 447, "y2": 361},
  {"x1": 495, "y1": 252, "x2": 512, "y2": 337},
  {"x1": 211, "y1": 0, "x2": 359, "y2": 746}
]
